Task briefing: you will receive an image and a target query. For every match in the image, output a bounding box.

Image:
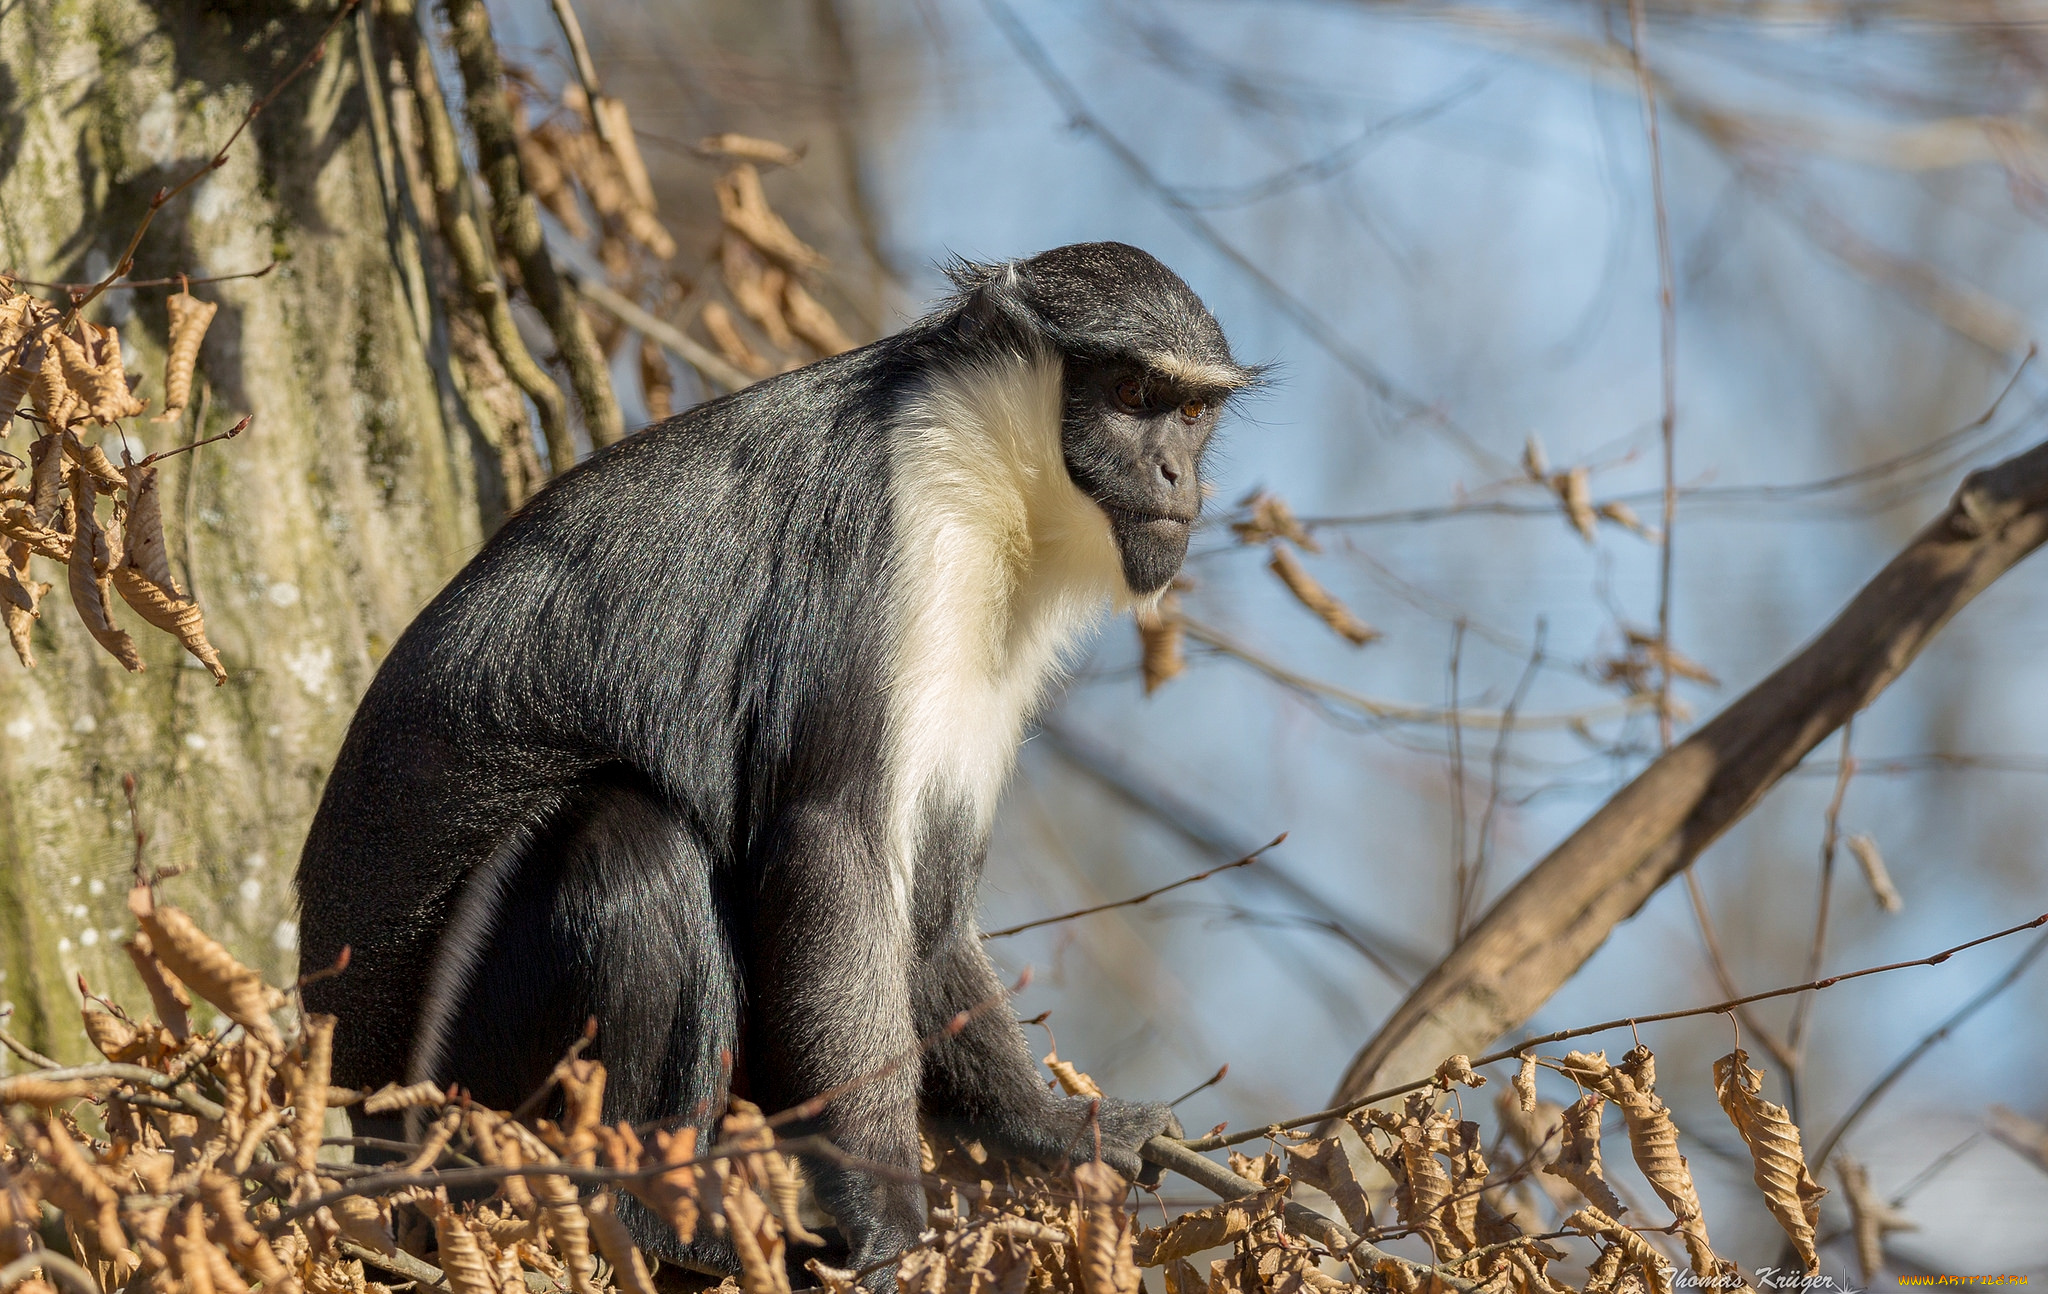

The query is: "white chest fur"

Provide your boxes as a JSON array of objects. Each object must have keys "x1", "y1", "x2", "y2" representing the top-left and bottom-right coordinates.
[{"x1": 882, "y1": 352, "x2": 1131, "y2": 917}]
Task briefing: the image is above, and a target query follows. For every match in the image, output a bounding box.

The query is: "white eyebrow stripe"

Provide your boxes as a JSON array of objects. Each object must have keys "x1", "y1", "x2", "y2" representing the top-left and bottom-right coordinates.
[{"x1": 1146, "y1": 353, "x2": 1254, "y2": 391}]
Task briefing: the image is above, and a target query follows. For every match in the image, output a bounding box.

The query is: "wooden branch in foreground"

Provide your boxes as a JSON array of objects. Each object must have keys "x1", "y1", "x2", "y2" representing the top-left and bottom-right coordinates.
[{"x1": 1328, "y1": 430, "x2": 2048, "y2": 1110}]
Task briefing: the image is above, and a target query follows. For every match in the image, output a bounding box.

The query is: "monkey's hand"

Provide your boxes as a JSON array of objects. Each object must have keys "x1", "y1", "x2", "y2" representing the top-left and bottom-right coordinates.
[{"x1": 1055, "y1": 1094, "x2": 1183, "y2": 1188}]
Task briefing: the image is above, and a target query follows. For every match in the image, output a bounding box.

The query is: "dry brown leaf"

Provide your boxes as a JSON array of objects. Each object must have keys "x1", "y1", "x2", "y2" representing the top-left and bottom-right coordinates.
[
  {"x1": 1835, "y1": 1155, "x2": 1914, "y2": 1283},
  {"x1": 1541, "y1": 1093, "x2": 1624, "y2": 1219},
  {"x1": 120, "y1": 459, "x2": 176, "y2": 589},
  {"x1": 68, "y1": 471, "x2": 144, "y2": 672},
  {"x1": 701, "y1": 301, "x2": 773, "y2": 380},
  {"x1": 22, "y1": 1114, "x2": 131, "y2": 1262},
  {"x1": 1712, "y1": 1049, "x2": 1825, "y2": 1274},
  {"x1": 1136, "y1": 596, "x2": 1184, "y2": 695},
  {"x1": 126, "y1": 883, "x2": 283, "y2": 1047},
  {"x1": 3, "y1": 537, "x2": 48, "y2": 668},
  {"x1": 1043, "y1": 1052, "x2": 1103, "y2": 1099},
  {"x1": 1282, "y1": 1138, "x2": 1374, "y2": 1234},
  {"x1": 723, "y1": 1165, "x2": 790, "y2": 1294},
  {"x1": 714, "y1": 165, "x2": 828, "y2": 271},
  {"x1": 426, "y1": 1192, "x2": 500, "y2": 1294},
  {"x1": 699, "y1": 134, "x2": 806, "y2": 168},
  {"x1": 125, "y1": 929, "x2": 192, "y2": 1039},
  {"x1": 585, "y1": 1190, "x2": 659, "y2": 1294},
  {"x1": 0, "y1": 1076, "x2": 97, "y2": 1105},
  {"x1": 1560, "y1": 1048, "x2": 1729, "y2": 1279},
  {"x1": 154, "y1": 292, "x2": 217, "y2": 422},
  {"x1": 1521, "y1": 434, "x2": 1549, "y2": 481},
  {"x1": 1564, "y1": 1207, "x2": 1672, "y2": 1294},
  {"x1": 82, "y1": 1007, "x2": 141, "y2": 1062},
  {"x1": 1130, "y1": 1179, "x2": 1285, "y2": 1267},
  {"x1": 640, "y1": 336, "x2": 673, "y2": 423},
  {"x1": 360, "y1": 1081, "x2": 444, "y2": 1115},
  {"x1": 325, "y1": 1189, "x2": 397, "y2": 1257},
  {"x1": 1990, "y1": 1104, "x2": 2048, "y2": 1172},
  {"x1": 112, "y1": 566, "x2": 225, "y2": 683},
  {"x1": 27, "y1": 433, "x2": 64, "y2": 523},
  {"x1": 610, "y1": 1121, "x2": 701, "y2": 1245},
  {"x1": 1556, "y1": 466, "x2": 1596, "y2": 544},
  {"x1": 782, "y1": 280, "x2": 854, "y2": 356},
  {"x1": 1232, "y1": 492, "x2": 1319, "y2": 552},
  {"x1": 1267, "y1": 545, "x2": 1379, "y2": 646},
  {"x1": 26, "y1": 334, "x2": 77, "y2": 429},
  {"x1": 1072, "y1": 1162, "x2": 1138, "y2": 1294},
  {"x1": 58, "y1": 323, "x2": 146, "y2": 424},
  {"x1": 1433, "y1": 1055, "x2": 1486, "y2": 1090},
  {"x1": 1846, "y1": 834, "x2": 1904, "y2": 913},
  {"x1": 1597, "y1": 500, "x2": 1656, "y2": 540},
  {"x1": 1513, "y1": 1056, "x2": 1539, "y2": 1114},
  {"x1": 722, "y1": 237, "x2": 796, "y2": 353}
]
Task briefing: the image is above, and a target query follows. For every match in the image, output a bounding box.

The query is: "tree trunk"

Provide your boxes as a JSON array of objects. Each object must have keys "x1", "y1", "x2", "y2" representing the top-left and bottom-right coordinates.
[{"x1": 0, "y1": 0, "x2": 485, "y2": 1060}]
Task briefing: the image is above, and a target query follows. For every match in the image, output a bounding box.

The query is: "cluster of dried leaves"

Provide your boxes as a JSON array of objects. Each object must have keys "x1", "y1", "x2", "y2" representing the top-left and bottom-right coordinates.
[
  {"x1": 1, "y1": 885, "x2": 1912, "y2": 1294},
  {"x1": 510, "y1": 78, "x2": 855, "y2": 397},
  {"x1": 0, "y1": 285, "x2": 234, "y2": 679}
]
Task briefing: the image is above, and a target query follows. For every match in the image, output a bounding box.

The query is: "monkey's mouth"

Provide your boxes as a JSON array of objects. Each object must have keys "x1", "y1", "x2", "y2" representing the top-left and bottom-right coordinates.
[
  {"x1": 1099, "y1": 506, "x2": 1195, "y2": 595},
  {"x1": 1099, "y1": 504, "x2": 1195, "y2": 531}
]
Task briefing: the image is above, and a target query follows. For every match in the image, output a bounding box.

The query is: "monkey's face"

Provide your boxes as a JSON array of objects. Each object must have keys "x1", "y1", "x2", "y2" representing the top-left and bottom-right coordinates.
[{"x1": 1061, "y1": 359, "x2": 1222, "y2": 596}]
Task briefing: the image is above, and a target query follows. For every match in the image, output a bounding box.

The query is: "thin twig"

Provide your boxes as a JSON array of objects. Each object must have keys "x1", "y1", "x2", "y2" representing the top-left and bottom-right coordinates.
[
  {"x1": 1681, "y1": 869, "x2": 1796, "y2": 1075},
  {"x1": 0, "y1": 1249, "x2": 105, "y2": 1294},
  {"x1": 2, "y1": 264, "x2": 276, "y2": 293},
  {"x1": 1445, "y1": 620, "x2": 1470, "y2": 944},
  {"x1": 1182, "y1": 908, "x2": 2048, "y2": 1151},
  {"x1": 59, "y1": 2, "x2": 361, "y2": 329},
  {"x1": 1464, "y1": 622, "x2": 1544, "y2": 938},
  {"x1": 546, "y1": 0, "x2": 611, "y2": 146},
  {"x1": 1167, "y1": 1065, "x2": 1228, "y2": 1108},
  {"x1": 137, "y1": 414, "x2": 249, "y2": 467},
  {"x1": 1787, "y1": 721, "x2": 1858, "y2": 1108},
  {"x1": 1627, "y1": 0, "x2": 1680, "y2": 748},
  {"x1": 981, "y1": 835, "x2": 1282, "y2": 939},
  {"x1": 1808, "y1": 928, "x2": 2048, "y2": 1172},
  {"x1": 1179, "y1": 614, "x2": 1644, "y2": 731},
  {"x1": 0, "y1": 1020, "x2": 60, "y2": 1071}
]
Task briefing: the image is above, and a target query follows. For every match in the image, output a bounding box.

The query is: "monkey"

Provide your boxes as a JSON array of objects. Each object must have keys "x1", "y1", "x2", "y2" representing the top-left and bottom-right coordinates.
[{"x1": 294, "y1": 241, "x2": 1256, "y2": 1278}]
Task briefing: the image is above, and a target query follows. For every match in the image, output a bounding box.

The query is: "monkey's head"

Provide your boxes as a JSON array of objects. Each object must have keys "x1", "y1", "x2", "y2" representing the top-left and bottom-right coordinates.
[{"x1": 946, "y1": 242, "x2": 1258, "y2": 595}]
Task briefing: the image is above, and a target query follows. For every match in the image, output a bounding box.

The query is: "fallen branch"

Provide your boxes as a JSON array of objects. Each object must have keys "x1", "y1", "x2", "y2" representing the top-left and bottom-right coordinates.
[{"x1": 1327, "y1": 429, "x2": 2048, "y2": 1109}]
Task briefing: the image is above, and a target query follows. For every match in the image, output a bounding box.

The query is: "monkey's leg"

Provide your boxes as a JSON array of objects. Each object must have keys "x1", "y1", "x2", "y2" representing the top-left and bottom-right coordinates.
[
  {"x1": 437, "y1": 782, "x2": 744, "y2": 1269},
  {"x1": 748, "y1": 804, "x2": 926, "y2": 1281},
  {"x1": 914, "y1": 933, "x2": 1176, "y2": 1184}
]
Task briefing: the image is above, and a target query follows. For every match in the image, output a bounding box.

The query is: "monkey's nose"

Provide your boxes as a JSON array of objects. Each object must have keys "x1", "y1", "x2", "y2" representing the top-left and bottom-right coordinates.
[{"x1": 1158, "y1": 461, "x2": 1180, "y2": 485}]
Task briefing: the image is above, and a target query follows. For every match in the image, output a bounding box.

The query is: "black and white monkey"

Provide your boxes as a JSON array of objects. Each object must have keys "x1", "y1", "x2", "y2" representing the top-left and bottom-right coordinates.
[{"x1": 295, "y1": 242, "x2": 1254, "y2": 1276}]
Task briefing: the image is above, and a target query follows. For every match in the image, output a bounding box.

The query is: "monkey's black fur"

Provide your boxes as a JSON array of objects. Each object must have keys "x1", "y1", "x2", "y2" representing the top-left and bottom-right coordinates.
[{"x1": 296, "y1": 242, "x2": 1251, "y2": 1279}]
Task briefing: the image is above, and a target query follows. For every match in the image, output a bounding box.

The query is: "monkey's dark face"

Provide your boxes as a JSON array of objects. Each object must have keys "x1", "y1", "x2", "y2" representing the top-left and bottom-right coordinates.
[
  {"x1": 1061, "y1": 358, "x2": 1220, "y2": 595},
  {"x1": 942, "y1": 240, "x2": 1255, "y2": 595}
]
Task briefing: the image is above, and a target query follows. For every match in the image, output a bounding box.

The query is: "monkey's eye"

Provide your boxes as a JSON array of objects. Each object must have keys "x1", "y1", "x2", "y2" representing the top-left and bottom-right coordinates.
[
  {"x1": 1179, "y1": 399, "x2": 1208, "y2": 423},
  {"x1": 1113, "y1": 377, "x2": 1146, "y2": 411}
]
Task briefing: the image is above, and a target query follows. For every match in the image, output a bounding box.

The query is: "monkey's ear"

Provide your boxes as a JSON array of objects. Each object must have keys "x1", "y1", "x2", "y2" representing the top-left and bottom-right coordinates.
[
  {"x1": 942, "y1": 255, "x2": 1053, "y2": 350},
  {"x1": 939, "y1": 254, "x2": 1007, "y2": 295}
]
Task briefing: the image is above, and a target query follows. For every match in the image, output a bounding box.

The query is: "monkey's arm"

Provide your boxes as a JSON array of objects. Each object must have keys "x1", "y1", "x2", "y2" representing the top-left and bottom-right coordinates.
[
  {"x1": 912, "y1": 934, "x2": 1175, "y2": 1183},
  {"x1": 749, "y1": 803, "x2": 931, "y2": 1273}
]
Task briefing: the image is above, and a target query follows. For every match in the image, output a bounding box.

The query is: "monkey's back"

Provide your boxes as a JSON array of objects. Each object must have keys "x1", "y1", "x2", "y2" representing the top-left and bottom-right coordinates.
[{"x1": 296, "y1": 343, "x2": 914, "y2": 1089}]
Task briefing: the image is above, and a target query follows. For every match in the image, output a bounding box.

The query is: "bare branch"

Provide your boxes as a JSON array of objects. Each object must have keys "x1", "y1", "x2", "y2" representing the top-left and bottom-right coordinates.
[{"x1": 1326, "y1": 430, "x2": 2048, "y2": 1109}]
